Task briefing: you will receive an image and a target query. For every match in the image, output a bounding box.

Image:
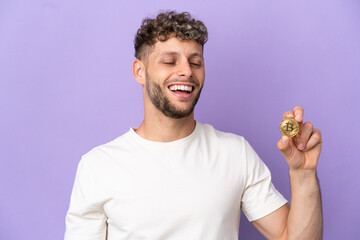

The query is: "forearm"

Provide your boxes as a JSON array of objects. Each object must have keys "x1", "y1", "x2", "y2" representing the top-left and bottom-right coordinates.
[{"x1": 285, "y1": 169, "x2": 323, "y2": 240}]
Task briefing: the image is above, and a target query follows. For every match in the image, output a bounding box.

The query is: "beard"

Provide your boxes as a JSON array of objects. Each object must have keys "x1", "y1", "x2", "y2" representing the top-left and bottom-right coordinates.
[{"x1": 145, "y1": 72, "x2": 203, "y2": 119}]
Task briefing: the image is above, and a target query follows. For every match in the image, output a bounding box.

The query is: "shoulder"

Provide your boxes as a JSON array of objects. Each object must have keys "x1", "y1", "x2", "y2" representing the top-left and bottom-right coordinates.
[
  {"x1": 196, "y1": 122, "x2": 255, "y2": 160},
  {"x1": 80, "y1": 130, "x2": 133, "y2": 168},
  {"x1": 198, "y1": 122, "x2": 247, "y2": 146},
  {"x1": 197, "y1": 122, "x2": 260, "y2": 160}
]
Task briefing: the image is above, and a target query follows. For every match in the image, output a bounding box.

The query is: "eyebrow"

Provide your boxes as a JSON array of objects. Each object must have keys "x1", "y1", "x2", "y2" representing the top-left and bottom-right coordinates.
[
  {"x1": 159, "y1": 51, "x2": 178, "y2": 58},
  {"x1": 189, "y1": 53, "x2": 203, "y2": 59},
  {"x1": 158, "y1": 51, "x2": 203, "y2": 59}
]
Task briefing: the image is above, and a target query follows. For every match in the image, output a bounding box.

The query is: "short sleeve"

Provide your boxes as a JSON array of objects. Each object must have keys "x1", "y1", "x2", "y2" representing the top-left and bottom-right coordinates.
[
  {"x1": 65, "y1": 158, "x2": 107, "y2": 240},
  {"x1": 241, "y1": 140, "x2": 288, "y2": 222}
]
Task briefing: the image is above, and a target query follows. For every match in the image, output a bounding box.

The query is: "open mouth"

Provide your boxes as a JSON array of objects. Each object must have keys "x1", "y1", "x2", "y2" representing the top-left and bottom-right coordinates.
[{"x1": 168, "y1": 84, "x2": 194, "y2": 94}]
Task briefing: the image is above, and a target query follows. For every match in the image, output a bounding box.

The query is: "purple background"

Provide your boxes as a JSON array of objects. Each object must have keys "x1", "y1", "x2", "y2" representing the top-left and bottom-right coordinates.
[{"x1": 1, "y1": 0, "x2": 359, "y2": 239}]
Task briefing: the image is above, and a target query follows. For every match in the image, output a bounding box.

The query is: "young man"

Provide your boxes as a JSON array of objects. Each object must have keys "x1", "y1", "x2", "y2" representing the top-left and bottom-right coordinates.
[{"x1": 65, "y1": 11, "x2": 323, "y2": 240}]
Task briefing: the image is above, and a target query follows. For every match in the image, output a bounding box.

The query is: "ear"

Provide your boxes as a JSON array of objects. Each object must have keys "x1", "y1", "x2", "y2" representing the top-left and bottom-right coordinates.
[{"x1": 132, "y1": 59, "x2": 146, "y2": 85}]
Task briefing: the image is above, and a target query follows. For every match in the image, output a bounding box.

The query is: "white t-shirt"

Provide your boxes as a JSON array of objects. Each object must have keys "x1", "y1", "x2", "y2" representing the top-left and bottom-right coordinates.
[{"x1": 65, "y1": 122, "x2": 287, "y2": 240}]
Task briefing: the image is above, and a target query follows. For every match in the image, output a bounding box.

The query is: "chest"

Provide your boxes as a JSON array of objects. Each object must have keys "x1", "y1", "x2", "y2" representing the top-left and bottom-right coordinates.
[{"x1": 99, "y1": 151, "x2": 244, "y2": 231}]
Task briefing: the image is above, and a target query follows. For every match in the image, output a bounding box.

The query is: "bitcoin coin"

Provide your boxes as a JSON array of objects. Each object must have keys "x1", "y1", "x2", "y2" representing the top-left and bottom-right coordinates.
[{"x1": 279, "y1": 118, "x2": 299, "y2": 137}]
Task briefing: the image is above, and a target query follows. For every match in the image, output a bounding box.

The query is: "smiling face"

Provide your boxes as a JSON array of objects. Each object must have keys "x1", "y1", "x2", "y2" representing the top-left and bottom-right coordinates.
[{"x1": 142, "y1": 37, "x2": 205, "y2": 119}]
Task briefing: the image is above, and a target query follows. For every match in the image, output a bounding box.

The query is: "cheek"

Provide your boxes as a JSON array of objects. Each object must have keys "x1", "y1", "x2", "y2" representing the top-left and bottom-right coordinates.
[
  {"x1": 148, "y1": 67, "x2": 173, "y2": 81},
  {"x1": 193, "y1": 69, "x2": 205, "y2": 83},
  {"x1": 160, "y1": 73, "x2": 178, "y2": 87}
]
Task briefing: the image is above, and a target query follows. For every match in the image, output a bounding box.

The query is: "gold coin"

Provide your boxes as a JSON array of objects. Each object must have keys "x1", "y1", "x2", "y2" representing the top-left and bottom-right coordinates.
[{"x1": 279, "y1": 118, "x2": 299, "y2": 137}]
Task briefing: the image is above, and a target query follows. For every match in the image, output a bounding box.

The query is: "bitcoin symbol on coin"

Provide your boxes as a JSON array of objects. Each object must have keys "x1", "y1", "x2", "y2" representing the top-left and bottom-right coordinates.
[
  {"x1": 285, "y1": 122, "x2": 294, "y2": 132},
  {"x1": 280, "y1": 118, "x2": 299, "y2": 137}
]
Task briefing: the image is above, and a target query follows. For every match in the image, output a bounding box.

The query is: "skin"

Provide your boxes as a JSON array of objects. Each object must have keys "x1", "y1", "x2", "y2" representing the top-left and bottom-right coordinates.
[
  {"x1": 132, "y1": 37, "x2": 205, "y2": 142},
  {"x1": 252, "y1": 106, "x2": 323, "y2": 240},
  {"x1": 132, "y1": 37, "x2": 323, "y2": 239}
]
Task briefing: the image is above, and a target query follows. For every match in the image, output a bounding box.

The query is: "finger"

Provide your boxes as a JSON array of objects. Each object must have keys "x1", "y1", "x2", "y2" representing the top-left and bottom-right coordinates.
[
  {"x1": 304, "y1": 128, "x2": 322, "y2": 151},
  {"x1": 297, "y1": 122, "x2": 313, "y2": 150},
  {"x1": 292, "y1": 106, "x2": 304, "y2": 146},
  {"x1": 293, "y1": 106, "x2": 304, "y2": 123},
  {"x1": 277, "y1": 136, "x2": 294, "y2": 158},
  {"x1": 283, "y1": 111, "x2": 294, "y2": 119},
  {"x1": 282, "y1": 110, "x2": 301, "y2": 146}
]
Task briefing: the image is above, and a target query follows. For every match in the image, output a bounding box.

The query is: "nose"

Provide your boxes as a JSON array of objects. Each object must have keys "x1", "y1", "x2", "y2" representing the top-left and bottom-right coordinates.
[{"x1": 176, "y1": 61, "x2": 193, "y2": 79}]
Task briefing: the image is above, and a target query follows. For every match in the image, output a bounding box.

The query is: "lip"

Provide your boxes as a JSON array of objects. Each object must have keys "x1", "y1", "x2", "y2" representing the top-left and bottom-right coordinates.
[
  {"x1": 167, "y1": 82, "x2": 196, "y2": 88},
  {"x1": 167, "y1": 87, "x2": 194, "y2": 100}
]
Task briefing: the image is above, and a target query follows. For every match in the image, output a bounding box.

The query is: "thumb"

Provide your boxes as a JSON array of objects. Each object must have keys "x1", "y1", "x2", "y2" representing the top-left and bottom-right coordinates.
[{"x1": 277, "y1": 136, "x2": 293, "y2": 159}]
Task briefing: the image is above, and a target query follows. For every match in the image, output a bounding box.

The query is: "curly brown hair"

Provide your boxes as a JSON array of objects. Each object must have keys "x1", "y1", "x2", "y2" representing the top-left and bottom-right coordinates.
[{"x1": 134, "y1": 11, "x2": 208, "y2": 61}]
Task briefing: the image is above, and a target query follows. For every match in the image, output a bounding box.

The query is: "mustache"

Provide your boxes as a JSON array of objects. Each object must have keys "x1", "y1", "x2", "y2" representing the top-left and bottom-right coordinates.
[
  {"x1": 145, "y1": 71, "x2": 201, "y2": 88},
  {"x1": 164, "y1": 79, "x2": 200, "y2": 87}
]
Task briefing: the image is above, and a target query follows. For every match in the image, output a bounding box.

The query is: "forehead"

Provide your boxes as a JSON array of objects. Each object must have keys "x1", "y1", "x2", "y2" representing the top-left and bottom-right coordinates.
[{"x1": 150, "y1": 37, "x2": 203, "y2": 59}]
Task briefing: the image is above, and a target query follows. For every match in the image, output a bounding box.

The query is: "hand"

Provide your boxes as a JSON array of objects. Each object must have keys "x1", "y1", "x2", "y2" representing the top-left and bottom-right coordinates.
[{"x1": 277, "y1": 106, "x2": 322, "y2": 171}]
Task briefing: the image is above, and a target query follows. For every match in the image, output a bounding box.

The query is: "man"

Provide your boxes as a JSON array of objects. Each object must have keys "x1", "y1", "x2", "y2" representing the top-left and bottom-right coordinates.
[{"x1": 65, "y1": 11, "x2": 323, "y2": 240}]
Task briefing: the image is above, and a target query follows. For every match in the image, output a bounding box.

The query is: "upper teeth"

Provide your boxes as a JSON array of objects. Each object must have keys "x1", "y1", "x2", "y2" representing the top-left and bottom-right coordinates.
[{"x1": 169, "y1": 85, "x2": 193, "y2": 92}]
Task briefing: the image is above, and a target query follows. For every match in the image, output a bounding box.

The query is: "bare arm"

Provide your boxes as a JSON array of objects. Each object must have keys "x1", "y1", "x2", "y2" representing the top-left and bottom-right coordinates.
[
  {"x1": 286, "y1": 169, "x2": 323, "y2": 239},
  {"x1": 252, "y1": 106, "x2": 323, "y2": 240}
]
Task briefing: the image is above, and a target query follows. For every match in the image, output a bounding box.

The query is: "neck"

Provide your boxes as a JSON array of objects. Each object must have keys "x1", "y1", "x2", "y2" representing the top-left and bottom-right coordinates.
[{"x1": 135, "y1": 112, "x2": 196, "y2": 142}]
